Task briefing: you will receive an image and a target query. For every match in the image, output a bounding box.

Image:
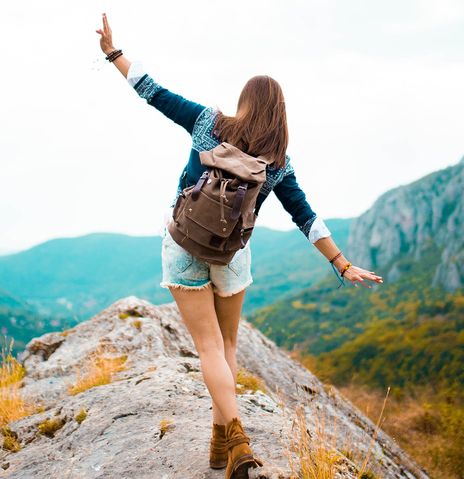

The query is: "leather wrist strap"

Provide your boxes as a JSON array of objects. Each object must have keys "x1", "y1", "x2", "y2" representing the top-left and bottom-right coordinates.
[
  {"x1": 329, "y1": 251, "x2": 342, "y2": 263},
  {"x1": 105, "y1": 49, "x2": 122, "y2": 62}
]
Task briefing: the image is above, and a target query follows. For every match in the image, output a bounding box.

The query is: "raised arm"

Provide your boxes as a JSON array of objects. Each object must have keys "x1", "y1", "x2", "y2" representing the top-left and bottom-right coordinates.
[
  {"x1": 273, "y1": 158, "x2": 383, "y2": 288},
  {"x1": 96, "y1": 13, "x2": 131, "y2": 77},
  {"x1": 96, "y1": 13, "x2": 206, "y2": 134}
]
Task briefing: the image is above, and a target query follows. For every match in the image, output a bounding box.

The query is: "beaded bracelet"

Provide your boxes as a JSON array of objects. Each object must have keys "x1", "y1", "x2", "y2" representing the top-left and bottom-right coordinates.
[{"x1": 340, "y1": 262, "x2": 352, "y2": 277}]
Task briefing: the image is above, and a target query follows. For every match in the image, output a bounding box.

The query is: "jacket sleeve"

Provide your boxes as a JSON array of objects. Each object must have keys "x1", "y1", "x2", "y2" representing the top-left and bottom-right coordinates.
[
  {"x1": 128, "y1": 61, "x2": 207, "y2": 135},
  {"x1": 272, "y1": 157, "x2": 331, "y2": 244}
]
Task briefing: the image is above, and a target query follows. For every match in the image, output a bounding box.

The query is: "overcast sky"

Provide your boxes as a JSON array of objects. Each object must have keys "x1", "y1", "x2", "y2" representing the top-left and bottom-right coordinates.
[{"x1": 1, "y1": 0, "x2": 463, "y2": 254}]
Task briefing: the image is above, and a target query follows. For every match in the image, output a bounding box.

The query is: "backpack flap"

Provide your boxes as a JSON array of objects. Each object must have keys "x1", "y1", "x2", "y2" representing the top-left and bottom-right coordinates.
[{"x1": 199, "y1": 142, "x2": 270, "y2": 184}]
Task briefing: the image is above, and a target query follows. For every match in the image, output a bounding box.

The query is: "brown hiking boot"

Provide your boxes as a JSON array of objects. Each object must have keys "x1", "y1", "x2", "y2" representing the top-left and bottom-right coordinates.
[
  {"x1": 209, "y1": 422, "x2": 228, "y2": 469},
  {"x1": 224, "y1": 417, "x2": 263, "y2": 479}
]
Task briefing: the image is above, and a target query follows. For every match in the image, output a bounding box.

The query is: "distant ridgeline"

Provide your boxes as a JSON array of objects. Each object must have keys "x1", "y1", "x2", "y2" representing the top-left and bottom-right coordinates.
[
  {"x1": 0, "y1": 223, "x2": 351, "y2": 355},
  {"x1": 247, "y1": 158, "x2": 464, "y2": 394},
  {"x1": 0, "y1": 289, "x2": 50, "y2": 353}
]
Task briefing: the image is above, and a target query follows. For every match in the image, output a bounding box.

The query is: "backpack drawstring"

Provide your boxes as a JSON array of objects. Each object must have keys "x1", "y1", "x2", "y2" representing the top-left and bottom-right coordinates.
[{"x1": 219, "y1": 179, "x2": 231, "y2": 224}]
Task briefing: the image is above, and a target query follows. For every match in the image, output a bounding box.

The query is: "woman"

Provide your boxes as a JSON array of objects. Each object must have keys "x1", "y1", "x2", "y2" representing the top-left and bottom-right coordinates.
[{"x1": 96, "y1": 13, "x2": 383, "y2": 479}]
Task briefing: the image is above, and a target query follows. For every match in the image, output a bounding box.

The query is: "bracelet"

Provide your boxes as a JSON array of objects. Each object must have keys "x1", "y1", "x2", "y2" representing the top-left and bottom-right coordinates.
[
  {"x1": 105, "y1": 48, "x2": 121, "y2": 60},
  {"x1": 109, "y1": 51, "x2": 123, "y2": 62},
  {"x1": 105, "y1": 49, "x2": 123, "y2": 62},
  {"x1": 340, "y1": 262, "x2": 352, "y2": 277},
  {"x1": 329, "y1": 251, "x2": 342, "y2": 263},
  {"x1": 107, "y1": 50, "x2": 123, "y2": 62}
]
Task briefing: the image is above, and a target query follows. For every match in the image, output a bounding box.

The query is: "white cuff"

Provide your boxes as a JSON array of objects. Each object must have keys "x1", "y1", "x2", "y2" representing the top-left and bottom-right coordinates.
[
  {"x1": 127, "y1": 61, "x2": 146, "y2": 87},
  {"x1": 308, "y1": 216, "x2": 331, "y2": 243}
]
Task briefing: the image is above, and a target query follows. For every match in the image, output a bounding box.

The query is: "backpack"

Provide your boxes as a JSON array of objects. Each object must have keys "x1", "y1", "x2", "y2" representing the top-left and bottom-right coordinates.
[{"x1": 167, "y1": 142, "x2": 272, "y2": 265}]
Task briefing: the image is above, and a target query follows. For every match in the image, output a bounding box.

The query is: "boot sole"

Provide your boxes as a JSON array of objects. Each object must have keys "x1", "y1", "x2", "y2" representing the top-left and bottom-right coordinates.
[
  {"x1": 231, "y1": 454, "x2": 259, "y2": 479},
  {"x1": 210, "y1": 460, "x2": 227, "y2": 469}
]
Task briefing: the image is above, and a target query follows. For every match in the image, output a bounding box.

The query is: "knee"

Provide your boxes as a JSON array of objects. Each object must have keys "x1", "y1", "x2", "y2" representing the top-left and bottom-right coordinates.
[
  {"x1": 196, "y1": 340, "x2": 225, "y2": 358},
  {"x1": 223, "y1": 337, "x2": 237, "y2": 353}
]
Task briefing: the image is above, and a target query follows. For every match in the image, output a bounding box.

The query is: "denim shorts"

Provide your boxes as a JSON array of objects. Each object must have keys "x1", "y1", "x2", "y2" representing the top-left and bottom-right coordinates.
[{"x1": 160, "y1": 224, "x2": 253, "y2": 297}]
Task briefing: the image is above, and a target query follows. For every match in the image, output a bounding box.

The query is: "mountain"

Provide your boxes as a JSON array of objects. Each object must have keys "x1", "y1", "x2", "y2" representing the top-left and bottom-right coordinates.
[
  {"x1": 3, "y1": 296, "x2": 428, "y2": 478},
  {"x1": 244, "y1": 159, "x2": 464, "y2": 477},
  {"x1": 246, "y1": 158, "x2": 464, "y2": 391},
  {"x1": 0, "y1": 288, "x2": 51, "y2": 353},
  {"x1": 347, "y1": 158, "x2": 464, "y2": 291},
  {"x1": 0, "y1": 220, "x2": 351, "y2": 322},
  {"x1": 0, "y1": 233, "x2": 167, "y2": 320}
]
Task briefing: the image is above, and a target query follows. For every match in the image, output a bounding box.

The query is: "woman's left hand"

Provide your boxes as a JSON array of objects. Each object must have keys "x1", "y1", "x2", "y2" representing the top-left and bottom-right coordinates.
[{"x1": 341, "y1": 264, "x2": 383, "y2": 288}]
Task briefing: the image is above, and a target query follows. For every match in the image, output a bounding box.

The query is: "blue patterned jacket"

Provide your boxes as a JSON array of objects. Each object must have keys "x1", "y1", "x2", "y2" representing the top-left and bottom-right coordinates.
[{"x1": 127, "y1": 63, "x2": 332, "y2": 246}]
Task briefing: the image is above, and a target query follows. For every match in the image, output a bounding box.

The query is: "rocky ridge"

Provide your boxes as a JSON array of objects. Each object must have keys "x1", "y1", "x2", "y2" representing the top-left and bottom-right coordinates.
[{"x1": 2, "y1": 297, "x2": 429, "y2": 478}]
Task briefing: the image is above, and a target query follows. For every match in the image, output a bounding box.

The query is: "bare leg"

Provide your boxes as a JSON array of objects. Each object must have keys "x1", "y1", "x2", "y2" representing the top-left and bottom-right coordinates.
[
  {"x1": 168, "y1": 284, "x2": 240, "y2": 423},
  {"x1": 211, "y1": 289, "x2": 246, "y2": 425}
]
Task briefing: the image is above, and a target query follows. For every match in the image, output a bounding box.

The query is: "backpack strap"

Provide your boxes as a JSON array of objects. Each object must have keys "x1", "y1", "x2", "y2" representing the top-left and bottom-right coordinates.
[
  {"x1": 191, "y1": 170, "x2": 210, "y2": 201},
  {"x1": 230, "y1": 183, "x2": 248, "y2": 220}
]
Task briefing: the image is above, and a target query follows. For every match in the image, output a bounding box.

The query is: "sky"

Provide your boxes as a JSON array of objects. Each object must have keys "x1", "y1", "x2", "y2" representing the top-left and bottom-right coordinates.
[{"x1": 1, "y1": 0, "x2": 463, "y2": 254}]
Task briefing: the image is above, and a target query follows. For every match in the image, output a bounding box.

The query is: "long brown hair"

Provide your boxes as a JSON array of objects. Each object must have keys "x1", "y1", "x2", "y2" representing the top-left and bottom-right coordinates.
[{"x1": 213, "y1": 75, "x2": 289, "y2": 169}]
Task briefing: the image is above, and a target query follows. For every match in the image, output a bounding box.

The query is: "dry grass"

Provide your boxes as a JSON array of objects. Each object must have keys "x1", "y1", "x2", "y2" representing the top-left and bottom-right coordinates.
[
  {"x1": 286, "y1": 404, "x2": 345, "y2": 479},
  {"x1": 67, "y1": 351, "x2": 128, "y2": 396},
  {"x1": 279, "y1": 386, "x2": 388, "y2": 479},
  {"x1": 0, "y1": 348, "x2": 25, "y2": 389},
  {"x1": 60, "y1": 328, "x2": 76, "y2": 337},
  {"x1": 1, "y1": 426, "x2": 21, "y2": 452},
  {"x1": 159, "y1": 418, "x2": 174, "y2": 439},
  {"x1": 0, "y1": 337, "x2": 37, "y2": 429},
  {"x1": 75, "y1": 408, "x2": 87, "y2": 424},
  {"x1": 119, "y1": 308, "x2": 143, "y2": 320},
  {"x1": 37, "y1": 416, "x2": 66, "y2": 438},
  {"x1": 132, "y1": 319, "x2": 142, "y2": 330},
  {"x1": 235, "y1": 367, "x2": 267, "y2": 395}
]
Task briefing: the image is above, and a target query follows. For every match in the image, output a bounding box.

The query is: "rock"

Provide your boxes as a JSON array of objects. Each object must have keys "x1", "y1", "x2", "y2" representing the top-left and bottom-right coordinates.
[
  {"x1": 347, "y1": 158, "x2": 464, "y2": 291},
  {"x1": 3, "y1": 296, "x2": 429, "y2": 478}
]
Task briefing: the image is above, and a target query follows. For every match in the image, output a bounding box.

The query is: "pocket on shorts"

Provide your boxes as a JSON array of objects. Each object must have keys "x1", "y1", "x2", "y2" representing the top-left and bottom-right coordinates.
[
  {"x1": 175, "y1": 249, "x2": 194, "y2": 273},
  {"x1": 227, "y1": 247, "x2": 248, "y2": 277}
]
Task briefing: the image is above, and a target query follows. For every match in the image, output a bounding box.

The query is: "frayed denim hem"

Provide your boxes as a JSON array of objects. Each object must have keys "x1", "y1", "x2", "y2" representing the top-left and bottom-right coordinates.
[
  {"x1": 212, "y1": 278, "x2": 253, "y2": 298},
  {"x1": 160, "y1": 280, "x2": 213, "y2": 292}
]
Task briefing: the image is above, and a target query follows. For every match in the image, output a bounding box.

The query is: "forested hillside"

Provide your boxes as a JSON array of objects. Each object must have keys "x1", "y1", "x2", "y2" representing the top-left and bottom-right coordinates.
[{"x1": 246, "y1": 158, "x2": 464, "y2": 477}]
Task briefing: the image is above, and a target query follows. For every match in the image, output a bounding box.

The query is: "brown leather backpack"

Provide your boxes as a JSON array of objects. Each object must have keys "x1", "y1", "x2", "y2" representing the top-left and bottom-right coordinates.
[{"x1": 167, "y1": 142, "x2": 271, "y2": 265}]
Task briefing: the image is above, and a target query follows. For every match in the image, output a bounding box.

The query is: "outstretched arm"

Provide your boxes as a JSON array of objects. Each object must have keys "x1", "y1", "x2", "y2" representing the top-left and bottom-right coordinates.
[
  {"x1": 96, "y1": 13, "x2": 131, "y2": 78},
  {"x1": 273, "y1": 158, "x2": 383, "y2": 288},
  {"x1": 96, "y1": 13, "x2": 206, "y2": 134},
  {"x1": 311, "y1": 236, "x2": 382, "y2": 288}
]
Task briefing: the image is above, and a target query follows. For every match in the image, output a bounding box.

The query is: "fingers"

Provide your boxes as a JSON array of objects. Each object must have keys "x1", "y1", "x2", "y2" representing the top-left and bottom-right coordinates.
[
  {"x1": 366, "y1": 273, "x2": 383, "y2": 282},
  {"x1": 356, "y1": 267, "x2": 383, "y2": 283},
  {"x1": 357, "y1": 267, "x2": 383, "y2": 281},
  {"x1": 102, "y1": 13, "x2": 108, "y2": 33},
  {"x1": 346, "y1": 267, "x2": 383, "y2": 288},
  {"x1": 351, "y1": 277, "x2": 371, "y2": 289},
  {"x1": 102, "y1": 13, "x2": 111, "y2": 34}
]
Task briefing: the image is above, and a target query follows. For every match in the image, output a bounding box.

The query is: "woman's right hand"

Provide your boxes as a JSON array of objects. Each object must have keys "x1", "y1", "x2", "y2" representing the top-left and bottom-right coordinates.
[{"x1": 96, "y1": 13, "x2": 115, "y2": 55}]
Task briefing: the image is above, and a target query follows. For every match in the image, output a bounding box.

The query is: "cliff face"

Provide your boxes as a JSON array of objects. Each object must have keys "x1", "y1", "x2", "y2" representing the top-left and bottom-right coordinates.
[
  {"x1": 5, "y1": 297, "x2": 428, "y2": 479},
  {"x1": 347, "y1": 158, "x2": 464, "y2": 291}
]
